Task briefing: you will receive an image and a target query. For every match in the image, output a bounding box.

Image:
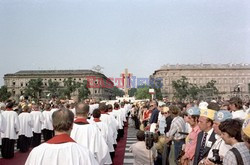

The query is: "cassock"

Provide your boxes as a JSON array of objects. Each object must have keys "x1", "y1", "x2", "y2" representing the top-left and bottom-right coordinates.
[
  {"x1": 70, "y1": 118, "x2": 112, "y2": 165},
  {"x1": 1, "y1": 110, "x2": 20, "y2": 158},
  {"x1": 42, "y1": 110, "x2": 53, "y2": 141},
  {"x1": 25, "y1": 134, "x2": 98, "y2": 165},
  {"x1": 18, "y1": 112, "x2": 34, "y2": 152},
  {"x1": 30, "y1": 110, "x2": 44, "y2": 147}
]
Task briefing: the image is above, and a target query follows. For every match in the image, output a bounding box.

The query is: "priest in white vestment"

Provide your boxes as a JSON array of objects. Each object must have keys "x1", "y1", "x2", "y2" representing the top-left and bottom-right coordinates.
[
  {"x1": 70, "y1": 103, "x2": 112, "y2": 165},
  {"x1": 18, "y1": 105, "x2": 34, "y2": 152},
  {"x1": 91, "y1": 108, "x2": 115, "y2": 160},
  {"x1": 1, "y1": 101, "x2": 20, "y2": 158},
  {"x1": 42, "y1": 103, "x2": 54, "y2": 141},
  {"x1": 25, "y1": 108, "x2": 98, "y2": 165},
  {"x1": 30, "y1": 104, "x2": 44, "y2": 147},
  {"x1": 0, "y1": 104, "x2": 7, "y2": 146}
]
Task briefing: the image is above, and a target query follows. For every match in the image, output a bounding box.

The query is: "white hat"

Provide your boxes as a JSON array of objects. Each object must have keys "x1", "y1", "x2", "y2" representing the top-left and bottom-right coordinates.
[{"x1": 199, "y1": 101, "x2": 208, "y2": 109}]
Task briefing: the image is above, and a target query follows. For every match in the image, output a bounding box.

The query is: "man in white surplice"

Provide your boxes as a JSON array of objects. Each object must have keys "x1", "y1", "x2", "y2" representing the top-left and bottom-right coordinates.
[
  {"x1": 70, "y1": 103, "x2": 112, "y2": 165},
  {"x1": 25, "y1": 108, "x2": 98, "y2": 165},
  {"x1": 1, "y1": 101, "x2": 20, "y2": 158}
]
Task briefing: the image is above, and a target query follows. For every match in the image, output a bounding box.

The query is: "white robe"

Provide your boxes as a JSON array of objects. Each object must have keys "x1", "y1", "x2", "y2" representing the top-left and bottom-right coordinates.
[
  {"x1": 30, "y1": 111, "x2": 44, "y2": 133},
  {"x1": 42, "y1": 111, "x2": 53, "y2": 130},
  {"x1": 100, "y1": 113, "x2": 118, "y2": 144},
  {"x1": 1, "y1": 110, "x2": 20, "y2": 139},
  {"x1": 18, "y1": 112, "x2": 34, "y2": 137},
  {"x1": 111, "y1": 109, "x2": 124, "y2": 129},
  {"x1": 0, "y1": 111, "x2": 7, "y2": 145},
  {"x1": 91, "y1": 120, "x2": 115, "y2": 152},
  {"x1": 25, "y1": 142, "x2": 98, "y2": 165},
  {"x1": 70, "y1": 122, "x2": 112, "y2": 165}
]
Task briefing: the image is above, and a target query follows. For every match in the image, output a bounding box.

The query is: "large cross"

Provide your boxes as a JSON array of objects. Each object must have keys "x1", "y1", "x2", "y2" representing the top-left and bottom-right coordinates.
[{"x1": 120, "y1": 68, "x2": 132, "y2": 97}]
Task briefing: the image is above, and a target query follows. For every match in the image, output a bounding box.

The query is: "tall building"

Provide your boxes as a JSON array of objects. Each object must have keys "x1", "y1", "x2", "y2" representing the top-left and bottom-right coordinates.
[
  {"x1": 152, "y1": 64, "x2": 250, "y2": 100},
  {"x1": 4, "y1": 70, "x2": 114, "y2": 101}
]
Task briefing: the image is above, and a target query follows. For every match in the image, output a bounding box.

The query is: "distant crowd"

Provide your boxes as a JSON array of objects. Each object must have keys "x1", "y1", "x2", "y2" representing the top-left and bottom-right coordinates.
[{"x1": 0, "y1": 96, "x2": 250, "y2": 165}]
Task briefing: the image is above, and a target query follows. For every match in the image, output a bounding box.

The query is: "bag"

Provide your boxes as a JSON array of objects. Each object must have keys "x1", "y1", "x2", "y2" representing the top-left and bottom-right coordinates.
[{"x1": 230, "y1": 147, "x2": 244, "y2": 165}]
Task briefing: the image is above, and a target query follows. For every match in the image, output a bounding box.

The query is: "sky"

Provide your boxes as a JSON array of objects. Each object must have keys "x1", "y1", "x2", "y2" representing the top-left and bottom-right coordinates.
[{"x1": 0, "y1": 0, "x2": 250, "y2": 86}]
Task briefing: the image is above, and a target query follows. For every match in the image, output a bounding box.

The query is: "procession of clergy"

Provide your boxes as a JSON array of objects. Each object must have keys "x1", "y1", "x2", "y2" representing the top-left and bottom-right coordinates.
[
  {"x1": 0, "y1": 98, "x2": 132, "y2": 165},
  {"x1": 0, "y1": 97, "x2": 250, "y2": 165}
]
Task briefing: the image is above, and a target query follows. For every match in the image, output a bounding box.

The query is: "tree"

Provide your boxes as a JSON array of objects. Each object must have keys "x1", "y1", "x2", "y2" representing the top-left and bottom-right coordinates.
[
  {"x1": 172, "y1": 76, "x2": 190, "y2": 100},
  {"x1": 199, "y1": 80, "x2": 219, "y2": 99},
  {"x1": 62, "y1": 78, "x2": 81, "y2": 99},
  {"x1": 135, "y1": 85, "x2": 151, "y2": 99},
  {"x1": 47, "y1": 79, "x2": 60, "y2": 97},
  {"x1": 188, "y1": 84, "x2": 200, "y2": 100},
  {"x1": 0, "y1": 85, "x2": 11, "y2": 101},
  {"x1": 24, "y1": 78, "x2": 43, "y2": 101},
  {"x1": 78, "y1": 80, "x2": 91, "y2": 101},
  {"x1": 128, "y1": 88, "x2": 137, "y2": 97},
  {"x1": 112, "y1": 86, "x2": 124, "y2": 97}
]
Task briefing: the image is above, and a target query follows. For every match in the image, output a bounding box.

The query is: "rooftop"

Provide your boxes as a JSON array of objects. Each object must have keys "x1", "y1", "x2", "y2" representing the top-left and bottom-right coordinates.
[{"x1": 160, "y1": 63, "x2": 250, "y2": 69}]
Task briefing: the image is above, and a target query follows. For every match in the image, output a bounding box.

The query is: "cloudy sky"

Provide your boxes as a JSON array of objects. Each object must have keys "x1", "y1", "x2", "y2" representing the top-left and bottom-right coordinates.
[{"x1": 0, "y1": 0, "x2": 250, "y2": 86}]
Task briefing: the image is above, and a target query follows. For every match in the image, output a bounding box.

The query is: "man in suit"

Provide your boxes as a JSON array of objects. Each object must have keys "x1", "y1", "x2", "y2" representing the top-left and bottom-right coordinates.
[{"x1": 193, "y1": 109, "x2": 217, "y2": 165}]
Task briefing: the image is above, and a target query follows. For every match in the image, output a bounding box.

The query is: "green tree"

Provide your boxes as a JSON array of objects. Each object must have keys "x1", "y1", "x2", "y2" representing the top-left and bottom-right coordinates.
[
  {"x1": 128, "y1": 88, "x2": 137, "y2": 97},
  {"x1": 135, "y1": 85, "x2": 151, "y2": 99},
  {"x1": 112, "y1": 86, "x2": 124, "y2": 97},
  {"x1": 199, "y1": 80, "x2": 219, "y2": 99},
  {"x1": 172, "y1": 76, "x2": 190, "y2": 100},
  {"x1": 188, "y1": 84, "x2": 200, "y2": 100},
  {"x1": 47, "y1": 79, "x2": 60, "y2": 97},
  {"x1": 0, "y1": 85, "x2": 11, "y2": 101},
  {"x1": 24, "y1": 78, "x2": 43, "y2": 101},
  {"x1": 78, "y1": 80, "x2": 91, "y2": 101},
  {"x1": 62, "y1": 78, "x2": 81, "y2": 99}
]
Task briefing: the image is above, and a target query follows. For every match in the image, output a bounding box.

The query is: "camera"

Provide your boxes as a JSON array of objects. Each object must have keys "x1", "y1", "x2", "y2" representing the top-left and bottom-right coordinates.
[
  {"x1": 145, "y1": 131, "x2": 154, "y2": 150},
  {"x1": 208, "y1": 149, "x2": 222, "y2": 164}
]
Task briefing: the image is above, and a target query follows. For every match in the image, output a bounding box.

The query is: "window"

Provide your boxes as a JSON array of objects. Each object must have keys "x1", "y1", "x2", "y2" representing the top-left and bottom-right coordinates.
[
  {"x1": 21, "y1": 83, "x2": 23, "y2": 87},
  {"x1": 54, "y1": 79, "x2": 57, "y2": 81},
  {"x1": 59, "y1": 79, "x2": 61, "y2": 81},
  {"x1": 12, "y1": 81, "x2": 15, "y2": 86},
  {"x1": 44, "y1": 83, "x2": 47, "y2": 86},
  {"x1": 95, "y1": 90, "x2": 97, "y2": 94}
]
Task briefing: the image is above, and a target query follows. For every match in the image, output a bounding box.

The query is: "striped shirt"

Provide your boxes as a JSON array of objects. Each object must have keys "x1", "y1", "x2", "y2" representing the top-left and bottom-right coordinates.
[
  {"x1": 223, "y1": 142, "x2": 250, "y2": 165},
  {"x1": 166, "y1": 116, "x2": 186, "y2": 140}
]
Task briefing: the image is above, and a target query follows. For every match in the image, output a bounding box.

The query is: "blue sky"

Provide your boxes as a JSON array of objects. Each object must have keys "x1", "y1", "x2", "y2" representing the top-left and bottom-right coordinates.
[{"x1": 0, "y1": 0, "x2": 250, "y2": 86}]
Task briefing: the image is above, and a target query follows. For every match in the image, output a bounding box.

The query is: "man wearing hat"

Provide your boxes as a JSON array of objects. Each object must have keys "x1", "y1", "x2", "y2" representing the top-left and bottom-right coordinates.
[
  {"x1": 204, "y1": 110, "x2": 232, "y2": 165},
  {"x1": 181, "y1": 107, "x2": 201, "y2": 165},
  {"x1": 193, "y1": 109, "x2": 217, "y2": 165},
  {"x1": 242, "y1": 123, "x2": 250, "y2": 150}
]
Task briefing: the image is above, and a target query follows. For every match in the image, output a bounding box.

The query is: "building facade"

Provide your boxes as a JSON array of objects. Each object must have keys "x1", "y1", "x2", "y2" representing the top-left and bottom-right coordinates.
[
  {"x1": 4, "y1": 70, "x2": 114, "y2": 101},
  {"x1": 152, "y1": 64, "x2": 250, "y2": 100}
]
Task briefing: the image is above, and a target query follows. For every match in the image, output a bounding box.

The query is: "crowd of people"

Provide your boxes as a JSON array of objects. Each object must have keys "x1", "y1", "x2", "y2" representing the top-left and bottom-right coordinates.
[
  {"x1": 0, "y1": 96, "x2": 250, "y2": 165},
  {"x1": 129, "y1": 97, "x2": 250, "y2": 165},
  {"x1": 0, "y1": 97, "x2": 131, "y2": 165}
]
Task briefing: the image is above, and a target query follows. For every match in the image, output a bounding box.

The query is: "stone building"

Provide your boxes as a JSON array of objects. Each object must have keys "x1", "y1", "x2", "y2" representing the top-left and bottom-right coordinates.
[
  {"x1": 4, "y1": 70, "x2": 114, "y2": 101},
  {"x1": 152, "y1": 64, "x2": 250, "y2": 100}
]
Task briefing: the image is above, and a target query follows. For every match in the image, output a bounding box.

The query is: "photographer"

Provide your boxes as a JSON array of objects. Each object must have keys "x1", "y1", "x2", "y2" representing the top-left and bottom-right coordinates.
[
  {"x1": 204, "y1": 110, "x2": 232, "y2": 165},
  {"x1": 129, "y1": 130, "x2": 156, "y2": 165}
]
